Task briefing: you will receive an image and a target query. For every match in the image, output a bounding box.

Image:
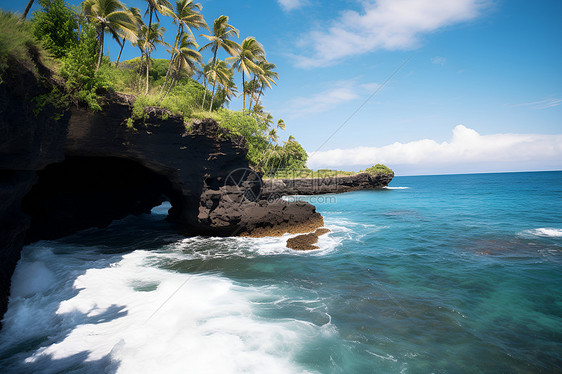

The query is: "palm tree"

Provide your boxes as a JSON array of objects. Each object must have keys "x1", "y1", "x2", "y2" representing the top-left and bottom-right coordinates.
[
  {"x1": 251, "y1": 61, "x2": 278, "y2": 110},
  {"x1": 200, "y1": 16, "x2": 240, "y2": 107},
  {"x1": 161, "y1": 0, "x2": 207, "y2": 94},
  {"x1": 163, "y1": 32, "x2": 202, "y2": 97},
  {"x1": 219, "y1": 66, "x2": 237, "y2": 105},
  {"x1": 277, "y1": 119, "x2": 286, "y2": 131},
  {"x1": 143, "y1": 0, "x2": 173, "y2": 37},
  {"x1": 207, "y1": 60, "x2": 231, "y2": 111},
  {"x1": 140, "y1": 23, "x2": 168, "y2": 94},
  {"x1": 82, "y1": 0, "x2": 137, "y2": 71},
  {"x1": 200, "y1": 61, "x2": 213, "y2": 108},
  {"x1": 226, "y1": 37, "x2": 265, "y2": 112},
  {"x1": 245, "y1": 79, "x2": 261, "y2": 111},
  {"x1": 23, "y1": 0, "x2": 34, "y2": 18},
  {"x1": 268, "y1": 128, "x2": 278, "y2": 145},
  {"x1": 116, "y1": 6, "x2": 142, "y2": 64}
]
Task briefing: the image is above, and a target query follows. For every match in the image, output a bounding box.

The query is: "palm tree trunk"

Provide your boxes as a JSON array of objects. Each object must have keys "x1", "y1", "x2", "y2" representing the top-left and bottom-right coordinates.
[
  {"x1": 248, "y1": 76, "x2": 257, "y2": 111},
  {"x1": 255, "y1": 86, "x2": 264, "y2": 109},
  {"x1": 144, "y1": 8, "x2": 154, "y2": 94},
  {"x1": 116, "y1": 37, "x2": 125, "y2": 64},
  {"x1": 145, "y1": 51, "x2": 151, "y2": 95},
  {"x1": 209, "y1": 80, "x2": 217, "y2": 112},
  {"x1": 201, "y1": 78, "x2": 208, "y2": 109},
  {"x1": 137, "y1": 51, "x2": 144, "y2": 93},
  {"x1": 22, "y1": 0, "x2": 34, "y2": 19},
  {"x1": 95, "y1": 27, "x2": 105, "y2": 72},
  {"x1": 161, "y1": 25, "x2": 182, "y2": 95},
  {"x1": 242, "y1": 72, "x2": 246, "y2": 113}
]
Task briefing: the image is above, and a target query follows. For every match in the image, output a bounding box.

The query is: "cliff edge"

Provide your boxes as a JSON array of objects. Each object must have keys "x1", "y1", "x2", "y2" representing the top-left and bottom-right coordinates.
[{"x1": 0, "y1": 63, "x2": 321, "y2": 327}]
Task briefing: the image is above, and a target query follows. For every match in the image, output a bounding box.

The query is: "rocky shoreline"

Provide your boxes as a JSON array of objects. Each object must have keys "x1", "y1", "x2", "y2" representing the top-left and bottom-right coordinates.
[
  {"x1": 0, "y1": 58, "x2": 393, "y2": 327},
  {"x1": 0, "y1": 60, "x2": 320, "y2": 326},
  {"x1": 263, "y1": 171, "x2": 393, "y2": 198}
]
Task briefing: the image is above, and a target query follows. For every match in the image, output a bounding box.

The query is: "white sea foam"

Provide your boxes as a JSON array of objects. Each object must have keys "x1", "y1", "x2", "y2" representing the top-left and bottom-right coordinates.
[
  {"x1": 383, "y1": 186, "x2": 410, "y2": 190},
  {"x1": 518, "y1": 228, "x2": 562, "y2": 238},
  {"x1": 0, "y1": 243, "x2": 336, "y2": 373}
]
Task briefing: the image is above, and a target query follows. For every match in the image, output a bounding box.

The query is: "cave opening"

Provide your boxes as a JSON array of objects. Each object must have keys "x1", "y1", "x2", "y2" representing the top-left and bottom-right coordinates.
[{"x1": 22, "y1": 156, "x2": 184, "y2": 243}]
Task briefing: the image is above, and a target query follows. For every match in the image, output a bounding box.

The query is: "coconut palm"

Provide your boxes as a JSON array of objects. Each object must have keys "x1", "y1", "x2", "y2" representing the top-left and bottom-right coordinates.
[
  {"x1": 161, "y1": 0, "x2": 207, "y2": 94},
  {"x1": 207, "y1": 60, "x2": 231, "y2": 111},
  {"x1": 163, "y1": 32, "x2": 202, "y2": 97},
  {"x1": 200, "y1": 16, "x2": 240, "y2": 107},
  {"x1": 219, "y1": 66, "x2": 237, "y2": 105},
  {"x1": 251, "y1": 61, "x2": 278, "y2": 110},
  {"x1": 82, "y1": 0, "x2": 137, "y2": 71},
  {"x1": 115, "y1": 6, "x2": 142, "y2": 64},
  {"x1": 268, "y1": 128, "x2": 278, "y2": 145},
  {"x1": 140, "y1": 23, "x2": 168, "y2": 94},
  {"x1": 143, "y1": 0, "x2": 173, "y2": 38},
  {"x1": 200, "y1": 61, "x2": 213, "y2": 108},
  {"x1": 226, "y1": 37, "x2": 265, "y2": 112},
  {"x1": 245, "y1": 79, "x2": 261, "y2": 111}
]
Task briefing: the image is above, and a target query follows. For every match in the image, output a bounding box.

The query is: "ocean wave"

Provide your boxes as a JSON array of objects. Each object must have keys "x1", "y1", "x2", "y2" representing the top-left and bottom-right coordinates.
[
  {"x1": 0, "y1": 244, "x2": 336, "y2": 374},
  {"x1": 383, "y1": 186, "x2": 410, "y2": 190},
  {"x1": 162, "y1": 227, "x2": 345, "y2": 260},
  {"x1": 518, "y1": 228, "x2": 562, "y2": 238}
]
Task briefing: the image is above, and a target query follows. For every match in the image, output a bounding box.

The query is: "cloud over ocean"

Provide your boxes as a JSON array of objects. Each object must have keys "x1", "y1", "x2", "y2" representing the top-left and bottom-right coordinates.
[{"x1": 308, "y1": 125, "x2": 562, "y2": 175}]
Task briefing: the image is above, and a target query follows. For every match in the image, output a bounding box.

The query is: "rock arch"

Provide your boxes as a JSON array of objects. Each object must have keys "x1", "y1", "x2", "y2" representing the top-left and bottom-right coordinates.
[{"x1": 22, "y1": 156, "x2": 184, "y2": 243}]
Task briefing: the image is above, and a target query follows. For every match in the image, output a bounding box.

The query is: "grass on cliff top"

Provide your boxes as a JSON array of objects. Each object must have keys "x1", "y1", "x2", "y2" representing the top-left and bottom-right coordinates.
[
  {"x1": 0, "y1": 12, "x2": 51, "y2": 76},
  {"x1": 266, "y1": 164, "x2": 393, "y2": 179}
]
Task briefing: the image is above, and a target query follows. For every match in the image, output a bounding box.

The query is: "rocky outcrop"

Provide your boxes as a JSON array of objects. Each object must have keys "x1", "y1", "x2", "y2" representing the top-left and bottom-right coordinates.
[
  {"x1": 62, "y1": 99, "x2": 320, "y2": 237},
  {"x1": 0, "y1": 54, "x2": 71, "y2": 328},
  {"x1": 0, "y1": 67, "x2": 321, "y2": 327},
  {"x1": 263, "y1": 172, "x2": 393, "y2": 198},
  {"x1": 286, "y1": 228, "x2": 331, "y2": 251}
]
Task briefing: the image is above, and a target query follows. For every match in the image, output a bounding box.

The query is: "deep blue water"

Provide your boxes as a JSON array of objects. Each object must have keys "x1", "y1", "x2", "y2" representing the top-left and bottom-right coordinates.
[{"x1": 0, "y1": 171, "x2": 561, "y2": 373}]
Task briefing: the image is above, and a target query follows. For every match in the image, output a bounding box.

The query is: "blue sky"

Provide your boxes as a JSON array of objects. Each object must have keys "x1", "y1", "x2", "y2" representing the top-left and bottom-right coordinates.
[{"x1": 4, "y1": 0, "x2": 562, "y2": 175}]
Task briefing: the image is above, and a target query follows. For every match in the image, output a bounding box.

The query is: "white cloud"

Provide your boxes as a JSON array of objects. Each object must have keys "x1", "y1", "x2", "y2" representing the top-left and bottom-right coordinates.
[
  {"x1": 295, "y1": 0, "x2": 488, "y2": 67},
  {"x1": 308, "y1": 125, "x2": 562, "y2": 173},
  {"x1": 277, "y1": 0, "x2": 308, "y2": 12},
  {"x1": 280, "y1": 79, "x2": 379, "y2": 118},
  {"x1": 514, "y1": 98, "x2": 562, "y2": 110},
  {"x1": 431, "y1": 56, "x2": 447, "y2": 65}
]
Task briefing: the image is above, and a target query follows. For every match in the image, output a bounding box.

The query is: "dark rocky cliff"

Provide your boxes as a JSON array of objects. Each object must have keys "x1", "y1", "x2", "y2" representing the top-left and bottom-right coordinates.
[
  {"x1": 0, "y1": 67, "x2": 321, "y2": 327},
  {"x1": 263, "y1": 172, "x2": 394, "y2": 198}
]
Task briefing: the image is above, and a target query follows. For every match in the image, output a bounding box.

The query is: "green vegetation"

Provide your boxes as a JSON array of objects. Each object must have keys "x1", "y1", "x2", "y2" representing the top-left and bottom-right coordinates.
[
  {"x1": 266, "y1": 165, "x2": 394, "y2": 179},
  {"x1": 364, "y1": 164, "x2": 394, "y2": 175},
  {"x1": 2, "y1": 0, "x2": 390, "y2": 174},
  {"x1": 31, "y1": 0, "x2": 78, "y2": 58},
  {"x1": 0, "y1": 11, "x2": 46, "y2": 73}
]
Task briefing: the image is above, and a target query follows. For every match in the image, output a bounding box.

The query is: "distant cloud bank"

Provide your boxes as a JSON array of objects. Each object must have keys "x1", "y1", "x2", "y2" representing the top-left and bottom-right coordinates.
[
  {"x1": 295, "y1": 0, "x2": 489, "y2": 67},
  {"x1": 308, "y1": 125, "x2": 562, "y2": 174}
]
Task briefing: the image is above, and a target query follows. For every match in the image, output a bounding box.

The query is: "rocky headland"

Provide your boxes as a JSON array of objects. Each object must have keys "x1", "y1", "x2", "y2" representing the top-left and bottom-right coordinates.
[
  {"x1": 0, "y1": 57, "x2": 393, "y2": 327},
  {"x1": 0, "y1": 60, "x2": 322, "y2": 326},
  {"x1": 263, "y1": 171, "x2": 393, "y2": 198}
]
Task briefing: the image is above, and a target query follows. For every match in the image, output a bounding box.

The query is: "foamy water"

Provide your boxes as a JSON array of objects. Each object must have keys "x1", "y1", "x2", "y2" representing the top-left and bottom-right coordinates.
[
  {"x1": 518, "y1": 227, "x2": 562, "y2": 238},
  {"x1": 1, "y1": 243, "x2": 336, "y2": 374}
]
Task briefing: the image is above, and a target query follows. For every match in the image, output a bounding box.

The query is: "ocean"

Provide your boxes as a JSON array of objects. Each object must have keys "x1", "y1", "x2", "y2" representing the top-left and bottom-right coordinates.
[{"x1": 0, "y1": 171, "x2": 560, "y2": 373}]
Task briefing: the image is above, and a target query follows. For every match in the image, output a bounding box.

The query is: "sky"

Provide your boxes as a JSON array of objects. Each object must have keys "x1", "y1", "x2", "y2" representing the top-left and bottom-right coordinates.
[{"x1": 3, "y1": 0, "x2": 562, "y2": 175}]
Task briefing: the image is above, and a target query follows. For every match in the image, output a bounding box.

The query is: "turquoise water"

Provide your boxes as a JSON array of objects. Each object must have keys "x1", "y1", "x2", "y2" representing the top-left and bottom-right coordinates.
[{"x1": 0, "y1": 171, "x2": 561, "y2": 373}]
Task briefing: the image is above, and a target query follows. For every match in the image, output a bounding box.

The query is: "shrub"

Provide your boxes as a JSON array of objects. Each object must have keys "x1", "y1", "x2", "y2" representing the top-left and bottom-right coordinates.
[
  {"x1": 0, "y1": 11, "x2": 45, "y2": 74},
  {"x1": 31, "y1": 0, "x2": 78, "y2": 58},
  {"x1": 364, "y1": 164, "x2": 393, "y2": 175},
  {"x1": 60, "y1": 24, "x2": 111, "y2": 111}
]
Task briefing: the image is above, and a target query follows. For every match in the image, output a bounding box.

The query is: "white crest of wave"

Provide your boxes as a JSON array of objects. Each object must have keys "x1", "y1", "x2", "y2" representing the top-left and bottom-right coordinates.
[
  {"x1": 0, "y1": 244, "x2": 335, "y2": 373},
  {"x1": 520, "y1": 228, "x2": 562, "y2": 238}
]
